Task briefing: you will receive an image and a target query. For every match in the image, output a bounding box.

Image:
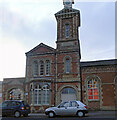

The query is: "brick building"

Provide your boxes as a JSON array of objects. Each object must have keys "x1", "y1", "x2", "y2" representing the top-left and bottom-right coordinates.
[{"x1": 2, "y1": 0, "x2": 117, "y2": 112}]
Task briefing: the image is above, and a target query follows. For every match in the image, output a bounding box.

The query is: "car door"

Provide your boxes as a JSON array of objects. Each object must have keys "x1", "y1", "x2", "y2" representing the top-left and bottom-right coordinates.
[
  {"x1": 66, "y1": 101, "x2": 79, "y2": 115},
  {"x1": 1, "y1": 102, "x2": 7, "y2": 115},
  {"x1": 6, "y1": 101, "x2": 15, "y2": 115},
  {"x1": 2, "y1": 101, "x2": 10, "y2": 115},
  {"x1": 55, "y1": 102, "x2": 70, "y2": 116}
]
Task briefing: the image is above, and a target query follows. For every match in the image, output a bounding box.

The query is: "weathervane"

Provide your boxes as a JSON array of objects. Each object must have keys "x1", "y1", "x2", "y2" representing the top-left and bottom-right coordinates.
[{"x1": 63, "y1": 0, "x2": 74, "y2": 8}]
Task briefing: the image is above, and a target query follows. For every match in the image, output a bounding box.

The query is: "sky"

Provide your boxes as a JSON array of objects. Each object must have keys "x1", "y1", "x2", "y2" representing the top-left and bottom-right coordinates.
[{"x1": 0, "y1": 0, "x2": 115, "y2": 81}]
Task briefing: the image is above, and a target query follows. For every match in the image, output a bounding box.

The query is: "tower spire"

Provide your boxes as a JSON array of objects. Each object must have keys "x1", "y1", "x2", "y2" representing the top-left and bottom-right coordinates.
[{"x1": 63, "y1": 0, "x2": 74, "y2": 8}]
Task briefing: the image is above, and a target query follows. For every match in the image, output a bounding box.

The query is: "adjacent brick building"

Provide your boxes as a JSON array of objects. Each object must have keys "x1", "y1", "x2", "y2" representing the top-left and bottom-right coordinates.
[{"x1": 2, "y1": 0, "x2": 117, "y2": 112}]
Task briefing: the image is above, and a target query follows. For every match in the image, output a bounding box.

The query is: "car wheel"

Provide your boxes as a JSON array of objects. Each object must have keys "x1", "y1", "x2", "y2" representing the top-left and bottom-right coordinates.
[
  {"x1": 48, "y1": 111, "x2": 55, "y2": 118},
  {"x1": 23, "y1": 113, "x2": 28, "y2": 117},
  {"x1": 14, "y1": 111, "x2": 21, "y2": 118},
  {"x1": 77, "y1": 111, "x2": 84, "y2": 117}
]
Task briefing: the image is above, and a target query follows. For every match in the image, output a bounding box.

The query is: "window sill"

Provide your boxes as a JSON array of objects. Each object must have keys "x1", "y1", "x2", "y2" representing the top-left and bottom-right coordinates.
[{"x1": 88, "y1": 99, "x2": 100, "y2": 102}]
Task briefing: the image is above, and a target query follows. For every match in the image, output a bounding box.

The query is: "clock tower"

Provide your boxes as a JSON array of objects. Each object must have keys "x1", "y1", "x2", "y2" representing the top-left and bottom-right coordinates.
[
  {"x1": 55, "y1": 1, "x2": 82, "y2": 104},
  {"x1": 55, "y1": 0, "x2": 80, "y2": 53}
]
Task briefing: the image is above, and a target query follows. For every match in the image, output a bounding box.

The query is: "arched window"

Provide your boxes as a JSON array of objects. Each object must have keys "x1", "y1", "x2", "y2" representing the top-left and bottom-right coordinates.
[
  {"x1": 65, "y1": 24, "x2": 70, "y2": 38},
  {"x1": 43, "y1": 85, "x2": 50, "y2": 105},
  {"x1": 40, "y1": 61, "x2": 44, "y2": 75},
  {"x1": 66, "y1": 58, "x2": 70, "y2": 73},
  {"x1": 9, "y1": 88, "x2": 23, "y2": 100},
  {"x1": 87, "y1": 79, "x2": 99, "y2": 100},
  {"x1": 34, "y1": 84, "x2": 41, "y2": 105},
  {"x1": 33, "y1": 61, "x2": 38, "y2": 76},
  {"x1": 62, "y1": 88, "x2": 76, "y2": 94},
  {"x1": 32, "y1": 84, "x2": 51, "y2": 105},
  {"x1": 45, "y1": 60, "x2": 50, "y2": 75}
]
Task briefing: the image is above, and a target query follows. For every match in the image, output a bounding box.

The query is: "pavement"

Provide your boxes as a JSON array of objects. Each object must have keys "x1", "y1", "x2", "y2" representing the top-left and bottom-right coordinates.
[{"x1": 29, "y1": 113, "x2": 45, "y2": 117}]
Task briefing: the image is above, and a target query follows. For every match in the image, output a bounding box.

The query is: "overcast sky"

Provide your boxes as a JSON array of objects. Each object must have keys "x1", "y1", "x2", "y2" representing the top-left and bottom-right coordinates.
[{"x1": 0, "y1": 0, "x2": 115, "y2": 81}]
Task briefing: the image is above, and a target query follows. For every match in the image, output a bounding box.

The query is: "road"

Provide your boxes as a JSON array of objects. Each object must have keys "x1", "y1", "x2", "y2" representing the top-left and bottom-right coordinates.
[{"x1": 0, "y1": 111, "x2": 116, "y2": 120}]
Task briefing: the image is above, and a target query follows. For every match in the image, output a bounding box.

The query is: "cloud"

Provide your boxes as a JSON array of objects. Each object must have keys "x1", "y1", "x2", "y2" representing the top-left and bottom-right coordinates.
[
  {"x1": 75, "y1": 0, "x2": 116, "y2": 2},
  {"x1": 0, "y1": 37, "x2": 26, "y2": 81},
  {"x1": 1, "y1": 0, "x2": 116, "y2": 3},
  {"x1": 0, "y1": 1, "x2": 115, "y2": 81},
  {"x1": 0, "y1": 2, "x2": 58, "y2": 81},
  {"x1": 77, "y1": 2, "x2": 115, "y2": 61},
  {"x1": 0, "y1": 2, "x2": 58, "y2": 48}
]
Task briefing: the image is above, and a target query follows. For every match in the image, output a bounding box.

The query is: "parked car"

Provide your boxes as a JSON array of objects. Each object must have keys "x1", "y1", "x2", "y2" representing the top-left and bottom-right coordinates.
[
  {"x1": 45, "y1": 101, "x2": 88, "y2": 118},
  {"x1": 0, "y1": 100, "x2": 30, "y2": 117}
]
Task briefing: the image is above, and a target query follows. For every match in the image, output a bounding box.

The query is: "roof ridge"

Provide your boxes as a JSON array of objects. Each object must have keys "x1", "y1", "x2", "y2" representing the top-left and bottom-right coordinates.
[{"x1": 26, "y1": 43, "x2": 55, "y2": 55}]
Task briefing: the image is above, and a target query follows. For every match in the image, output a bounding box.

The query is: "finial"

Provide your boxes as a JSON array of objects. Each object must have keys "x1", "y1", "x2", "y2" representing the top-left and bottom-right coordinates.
[{"x1": 63, "y1": 0, "x2": 74, "y2": 8}]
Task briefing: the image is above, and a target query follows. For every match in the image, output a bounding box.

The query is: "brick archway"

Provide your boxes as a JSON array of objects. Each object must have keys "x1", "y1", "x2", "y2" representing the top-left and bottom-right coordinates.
[
  {"x1": 61, "y1": 87, "x2": 76, "y2": 102},
  {"x1": 57, "y1": 84, "x2": 80, "y2": 105},
  {"x1": 6, "y1": 87, "x2": 24, "y2": 100},
  {"x1": 8, "y1": 88, "x2": 23, "y2": 100}
]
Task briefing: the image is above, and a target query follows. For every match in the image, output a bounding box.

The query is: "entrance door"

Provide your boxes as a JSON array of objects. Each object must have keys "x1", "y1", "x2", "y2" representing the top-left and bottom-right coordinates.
[{"x1": 61, "y1": 87, "x2": 76, "y2": 102}]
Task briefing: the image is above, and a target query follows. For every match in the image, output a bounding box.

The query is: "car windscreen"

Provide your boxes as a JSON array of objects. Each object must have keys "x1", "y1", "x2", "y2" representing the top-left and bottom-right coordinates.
[{"x1": 2, "y1": 101, "x2": 9, "y2": 107}]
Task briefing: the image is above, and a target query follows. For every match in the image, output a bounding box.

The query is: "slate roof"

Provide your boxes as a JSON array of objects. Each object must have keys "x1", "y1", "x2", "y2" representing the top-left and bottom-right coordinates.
[{"x1": 80, "y1": 59, "x2": 117, "y2": 67}]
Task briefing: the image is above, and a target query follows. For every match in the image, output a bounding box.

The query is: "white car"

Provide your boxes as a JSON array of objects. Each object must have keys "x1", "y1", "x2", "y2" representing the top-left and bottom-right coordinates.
[{"x1": 45, "y1": 101, "x2": 88, "y2": 118}]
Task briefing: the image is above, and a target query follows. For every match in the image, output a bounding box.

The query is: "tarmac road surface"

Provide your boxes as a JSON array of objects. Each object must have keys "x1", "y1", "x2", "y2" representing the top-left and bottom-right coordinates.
[{"x1": 0, "y1": 111, "x2": 116, "y2": 120}]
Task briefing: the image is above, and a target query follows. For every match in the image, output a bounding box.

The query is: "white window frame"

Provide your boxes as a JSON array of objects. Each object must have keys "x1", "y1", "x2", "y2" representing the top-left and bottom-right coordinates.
[
  {"x1": 45, "y1": 60, "x2": 51, "y2": 76},
  {"x1": 42, "y1": 85, "x2": 50, "y2": 105},
  {"x1": 33, "y1": 61, "x2": 38, "y2": 76},
  {"x1": 66, "y1": 58, "x2": 70, "y2": 73},
  {"x1": 34, "y1": 85, "x2": 41, "y2": 105},
  {"x1": 39, "y1": 61, "x2": 44, "y2": 76}
]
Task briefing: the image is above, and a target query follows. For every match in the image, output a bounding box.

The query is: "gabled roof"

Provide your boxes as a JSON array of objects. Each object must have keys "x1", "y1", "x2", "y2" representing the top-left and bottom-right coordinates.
[
  {"x1": 55, "y1": 8, "x2": 80, "y2": 17},
  {"x1": 26, "y1": 43, "x2": 55, "y2": 56},
  {"x1": 80, "y1": 59, "x2": 117, "y2": 67}
]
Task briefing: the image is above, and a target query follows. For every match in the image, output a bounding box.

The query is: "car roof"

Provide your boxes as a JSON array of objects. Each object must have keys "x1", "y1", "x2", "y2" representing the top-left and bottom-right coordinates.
[
  {"x1": 61, "y1": 100, "x2": 82, "y2": 103},
  {"x1": 4, "y1": 100, "x2": 23, "y2": 102},
  {"x1": 61, "y1": 101, "x2": 85, "y2": 106}
]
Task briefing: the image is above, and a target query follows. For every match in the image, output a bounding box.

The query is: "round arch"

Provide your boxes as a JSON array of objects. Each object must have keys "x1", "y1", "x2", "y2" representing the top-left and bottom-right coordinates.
[
  {"x1": 6, "y1": 87, "x2": 24, "y2": 100},
  {"x1": 61, "y1": 87, "x2": 76, "y2": 102},
  {"x1": 57, "y1": 84, "x2": 80, "y2": 104}
]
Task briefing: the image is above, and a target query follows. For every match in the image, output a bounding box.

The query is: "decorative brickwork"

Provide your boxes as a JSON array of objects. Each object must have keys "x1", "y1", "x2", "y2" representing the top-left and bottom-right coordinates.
[
  {"x1": 2, "y1": 1, "x2": 117, "y2": 112},
  {"x1": 82, "y1": 65, "x2": 116, "y2": 74}
]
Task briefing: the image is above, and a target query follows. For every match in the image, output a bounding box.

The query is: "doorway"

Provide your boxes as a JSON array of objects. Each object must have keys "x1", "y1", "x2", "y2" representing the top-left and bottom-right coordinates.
[{"x1": 61, "y1": 87, "x2": 76, "y2": 102}]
